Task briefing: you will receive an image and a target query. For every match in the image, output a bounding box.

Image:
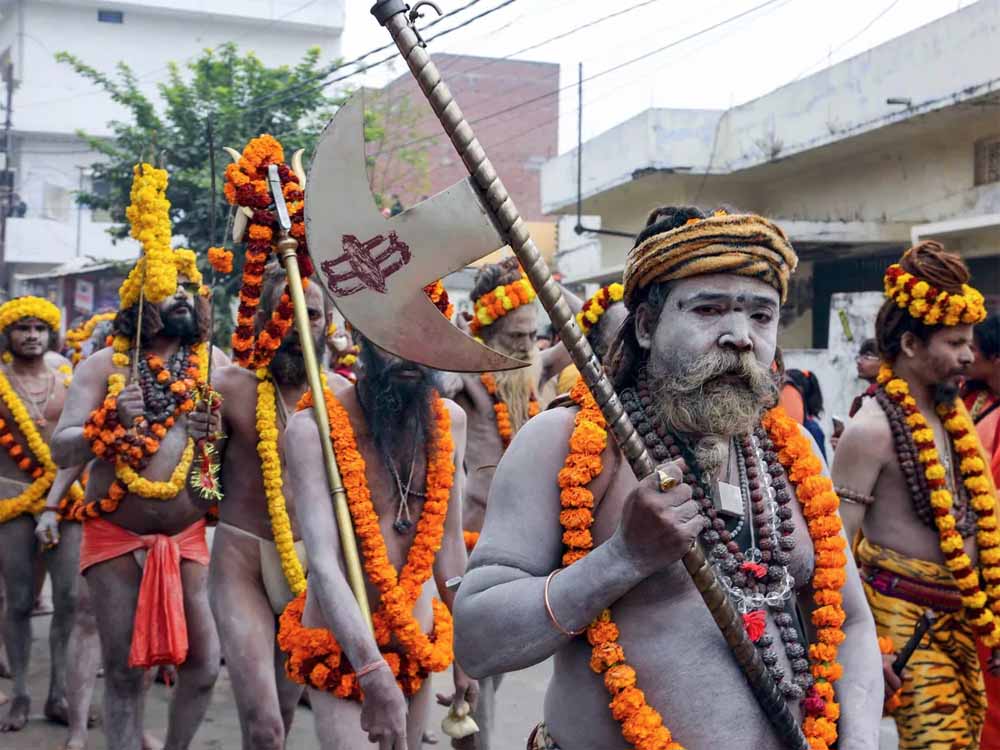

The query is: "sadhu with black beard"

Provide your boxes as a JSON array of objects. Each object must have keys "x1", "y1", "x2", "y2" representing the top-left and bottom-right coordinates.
[
  {"x1": 206, "y1": 262, "x2": 355, "y2": 750},
  {"x1": 51, "y1": 238, "x2": 229, "y2": 750},
  {"x1": 453, "y1": 206, "x2": 883, "y2": 750},
  {"x1": 835, "y1": 242, "x2": 997, "y2": 750},
  {"x1": 275, "y1": 331, "x2": 475, "y2": 749}
]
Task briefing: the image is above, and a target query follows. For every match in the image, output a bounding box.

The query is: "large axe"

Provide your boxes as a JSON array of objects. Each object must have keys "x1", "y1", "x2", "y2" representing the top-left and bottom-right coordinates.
[{"x1": 304, "y1": 4, "x2": 808, "y2": 749}]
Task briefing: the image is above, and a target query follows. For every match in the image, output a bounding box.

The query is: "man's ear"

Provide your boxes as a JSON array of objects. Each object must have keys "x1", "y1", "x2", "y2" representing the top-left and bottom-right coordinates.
[
  {"x1": 900, "y1": 331, "x2": 921, "y2": 359},
  {"x1": 635, "y1": 302, "x2": 656, "y2": 351}
]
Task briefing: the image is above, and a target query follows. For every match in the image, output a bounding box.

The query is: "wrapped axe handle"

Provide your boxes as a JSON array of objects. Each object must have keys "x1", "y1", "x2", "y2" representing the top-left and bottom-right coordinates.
[{"x1": 370, "y1": 3, "x2": 808, "y2": 748}]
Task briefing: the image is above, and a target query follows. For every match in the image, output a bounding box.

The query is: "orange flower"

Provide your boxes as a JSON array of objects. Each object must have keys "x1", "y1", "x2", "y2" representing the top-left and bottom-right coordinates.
[
  {"x1": 277, "y1": 387, "x2": 456, "y2": 700},
  {"x1": 207, "y1": 246, "x2": 234, "y2": 274}
]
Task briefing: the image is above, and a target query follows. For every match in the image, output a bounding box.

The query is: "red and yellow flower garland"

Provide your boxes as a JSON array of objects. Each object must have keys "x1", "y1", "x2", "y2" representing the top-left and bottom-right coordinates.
[
  {"x1": 0, "y1": 369, "x2": 83, "y2": 523},
  {"x1": 277, "y1": 385, "x2": 455, "y2": 700},
  {"x1": 877, "y1": 363, "x2": 1000, "y2": 646},
  {"x1": 576, "y1": 282, "x2": 624, "y2": 337},
  {"x1": 469, "y1": 276, "x2": 536, "y2": 337},
  {"x1": 558, "y1": 380, "x2": 847, "y2": 750},
  {"x1": 480, "y1": 372, "x2": 540, "y2": 448},
  {"x1": 72, "y1": 344, "x2": 208, "y2": 521},
  {"x1": 225, "y1": 135, "x2": 311, "y2": 370}
]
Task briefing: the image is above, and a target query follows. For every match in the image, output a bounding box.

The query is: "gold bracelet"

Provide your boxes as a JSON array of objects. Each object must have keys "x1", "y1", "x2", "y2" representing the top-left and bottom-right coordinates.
[{"x1": 544, "y1": 568, "x2": 586, "y2": 637}]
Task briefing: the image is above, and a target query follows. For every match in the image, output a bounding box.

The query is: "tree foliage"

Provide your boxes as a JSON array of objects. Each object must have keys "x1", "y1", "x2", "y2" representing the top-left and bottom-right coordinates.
[{"x1": 58, "y1": 43, "x2": 428, "y2": 346}]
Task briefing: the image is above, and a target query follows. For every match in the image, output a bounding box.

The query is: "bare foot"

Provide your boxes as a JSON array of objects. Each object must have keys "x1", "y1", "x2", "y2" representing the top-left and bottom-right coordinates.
[
  {"x1": 0, "y1": 695, "x2": 30, "y2": 731},
  {"x1": 423, "y1": 730, "x2": 440, "y2": 744},
  {"x1": 64, "y1": 735, "x2": 86, "y2": 750},
  {"x1": 44, "y1": 696, "x2": 70, "y2": 726},
  {"x1": 142, "y1": 731, "x2": 164, "y2": 750}
]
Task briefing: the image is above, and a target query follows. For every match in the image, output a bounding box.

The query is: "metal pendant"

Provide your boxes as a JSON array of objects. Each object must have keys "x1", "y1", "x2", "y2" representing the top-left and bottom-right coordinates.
[
  {"x1": 714, "y1": 480, "x2": 744, "y2": 518},
  {"x1": 393, "y1": 518, "x2": 414, "y2": 534}
]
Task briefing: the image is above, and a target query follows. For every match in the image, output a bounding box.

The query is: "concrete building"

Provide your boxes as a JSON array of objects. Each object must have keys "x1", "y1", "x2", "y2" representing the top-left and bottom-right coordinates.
[
  {"x1": 543, "y1": 0, "x2": 1000, "y2": 354},
  {"x1": 0, "y1": 0, "x2": 345, "y2": 308}
]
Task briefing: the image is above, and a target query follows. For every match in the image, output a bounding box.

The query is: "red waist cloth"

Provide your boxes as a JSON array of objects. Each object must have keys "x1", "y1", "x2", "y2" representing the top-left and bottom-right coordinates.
[{"x1": 80, "y1": 517, "x2": 209, "y2": 668}]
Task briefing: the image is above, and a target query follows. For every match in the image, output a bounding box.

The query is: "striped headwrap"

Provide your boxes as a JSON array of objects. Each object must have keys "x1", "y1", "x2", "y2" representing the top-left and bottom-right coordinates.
[{"x1": 622, "y1": 212, "x2": 798, "y2": 308}]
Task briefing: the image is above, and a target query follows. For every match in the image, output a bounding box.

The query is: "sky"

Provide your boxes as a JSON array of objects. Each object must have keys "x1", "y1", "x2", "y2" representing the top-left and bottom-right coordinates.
[{"x1": 339, "y1": 0, "x2": 974, "y2": 153}]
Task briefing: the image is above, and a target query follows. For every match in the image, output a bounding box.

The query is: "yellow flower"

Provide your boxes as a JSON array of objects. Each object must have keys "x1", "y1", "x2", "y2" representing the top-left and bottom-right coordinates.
[{"x1": 0, "y1": 296, "x2": 61, "y2": 333}]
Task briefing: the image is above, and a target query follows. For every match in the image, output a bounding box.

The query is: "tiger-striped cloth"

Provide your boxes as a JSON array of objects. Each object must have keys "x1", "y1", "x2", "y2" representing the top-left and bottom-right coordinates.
[{"x1": 858, "y1": 537, "x2": 986, "y2": 749}]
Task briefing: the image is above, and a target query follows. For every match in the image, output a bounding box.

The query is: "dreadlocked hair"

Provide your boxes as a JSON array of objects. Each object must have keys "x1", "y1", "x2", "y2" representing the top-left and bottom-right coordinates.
[
  {"x1": 976, "y1": 312, "x2": 1000, "y2": 361},
  {"x1": 114, "y1": 295, "x2": 211, "y2": 346},
  {"x1": 470, "y1": 256, "x2": 523, "y2": 304},
  {"x1": 876, "y1": 240, "x2": 973, "y2": 361}
]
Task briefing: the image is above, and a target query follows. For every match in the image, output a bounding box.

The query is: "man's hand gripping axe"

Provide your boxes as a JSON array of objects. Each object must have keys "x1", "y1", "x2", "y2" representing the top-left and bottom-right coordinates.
[{"x1": 302, "y1": 2, "x2": 810, "y2": 747}]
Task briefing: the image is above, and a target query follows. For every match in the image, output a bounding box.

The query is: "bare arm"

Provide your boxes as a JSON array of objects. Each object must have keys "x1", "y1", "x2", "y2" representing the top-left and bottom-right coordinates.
[
  {"x1": 434, "y1": 401, "x2": 468, "y2": 611},
  {"x1": 454, "y1": 408, "x2": 700, "y2": 678},
  {"x1": 35, "y1": 462, "x2": 88, "y2": 545},
  {"x1": 438, "y1": 372, "x2": 465, "y2": 400},
  {"x1": 284, "y1": 410, "x2": 384, "y2": 669},
  {"x1": 50, "y1": 350, "x2": 113, "y2": 467},
  {"x1": 831, "y1": 407, "x2": 886, "y2": 546},
  {"x1": 539, "y1": 286, "x2": 584, "y2": 384}
]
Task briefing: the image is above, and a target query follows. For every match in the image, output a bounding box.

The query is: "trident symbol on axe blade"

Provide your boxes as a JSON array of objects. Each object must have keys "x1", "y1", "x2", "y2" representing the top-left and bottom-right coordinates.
[
  {"x1": 306, "y1": 95, "x2": 525, "y2": 374},
  {"x1": 315, "y1": 3, "x2": 807, "y2": 748}
]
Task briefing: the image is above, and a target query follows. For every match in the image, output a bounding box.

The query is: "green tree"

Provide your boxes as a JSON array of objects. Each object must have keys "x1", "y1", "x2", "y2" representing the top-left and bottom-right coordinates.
[{"x1": 58, "y1": 44, "x2": 427, "y2": 347}]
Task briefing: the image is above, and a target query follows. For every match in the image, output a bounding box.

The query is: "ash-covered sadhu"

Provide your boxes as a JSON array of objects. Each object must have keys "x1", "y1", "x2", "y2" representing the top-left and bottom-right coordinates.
[
  {"x1": 835, "y1": 240, "x2": 996, "y2": 750},
  {"x1": 454, "y1": 205, "x2": 883, "y2": 750}
]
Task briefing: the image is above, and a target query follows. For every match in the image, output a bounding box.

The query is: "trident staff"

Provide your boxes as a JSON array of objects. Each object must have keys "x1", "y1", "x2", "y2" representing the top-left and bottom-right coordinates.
[
  {"x1": 366, "y1": 2, "x2": 807, "y2": 748},
  {"x1": 265, "y1": 164, "x2": 373, "y2": 629}
]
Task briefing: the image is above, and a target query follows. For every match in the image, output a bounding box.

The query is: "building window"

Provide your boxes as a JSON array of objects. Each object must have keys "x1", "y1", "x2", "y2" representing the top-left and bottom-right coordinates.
[
  {"x1": 97, "y1": 10, "x2": 124, "y2": 24},
  {"x1": 90, "y1": 177, "x2": 111, "y2": 223},
  {"x1": 42, "y1": 182, "x2": 71, "y2": 222},
  {"x1": 974, "y1": 136, "x2": 1000, "y2": 186}
]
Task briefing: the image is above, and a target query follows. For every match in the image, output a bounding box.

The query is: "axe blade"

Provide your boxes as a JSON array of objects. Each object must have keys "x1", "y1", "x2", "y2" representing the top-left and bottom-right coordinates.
[{"x1": 305, "y1": 94, "x2": 526, "y2": 373}]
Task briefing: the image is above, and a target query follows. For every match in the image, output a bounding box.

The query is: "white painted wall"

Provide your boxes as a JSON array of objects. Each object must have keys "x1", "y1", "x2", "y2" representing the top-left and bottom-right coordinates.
[
  {"x1": 543, "y1": 0, "x2": 1000, "y2": 217},
  {"x1": 0, "y1": 0, "x2": 345, "y2": 271}
]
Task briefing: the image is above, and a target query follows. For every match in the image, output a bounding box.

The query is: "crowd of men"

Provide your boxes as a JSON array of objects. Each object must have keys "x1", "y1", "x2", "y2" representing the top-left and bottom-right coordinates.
[{"x1": 0, "y1": 192, "x2": 998, "y2": 750}]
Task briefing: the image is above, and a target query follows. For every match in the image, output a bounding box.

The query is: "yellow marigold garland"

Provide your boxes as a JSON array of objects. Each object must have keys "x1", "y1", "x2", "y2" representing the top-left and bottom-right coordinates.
[
  {"x1": 114, "y1": 439, "x2": 195, "y2": 499},
  {"x1": 469, "y1": 276, "x2": 536, "y2": 337},
  {"x1": 119, "y1": 164, "x2": 202, "y2": 310},
  {"x1": 277, "y1": 383, "x2": 455, "y2": 699},
  {"x1": 66, "y1": 310, "x2": 116, "y2": 365},
  {"x1": 255, "y1": 370, "x2": 306, "y2": 595},
  {"x1": 0, "y1": 369, "x2": 83, "y2": 523},
  {"x1": 0, "y1": 296, "x2": 61, "y2": 334},
  {"x1": 877, "y1": 363, "x2": 1000, "y2": 646},
  {"x1": 559, "y1": 380, "x2": 848, "y2": 750},
  {"x1": 883, "y1": 264, "x2": 986, "y2": 327},
  {"x1": 576, "y1": 282, "x2": 624, "y2": 337}
]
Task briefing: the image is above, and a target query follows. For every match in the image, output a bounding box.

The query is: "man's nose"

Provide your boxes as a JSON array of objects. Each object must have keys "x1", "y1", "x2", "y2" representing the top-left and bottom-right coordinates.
[{"x1": 718, "y1": 316, "x2": 753, "y2": 353}]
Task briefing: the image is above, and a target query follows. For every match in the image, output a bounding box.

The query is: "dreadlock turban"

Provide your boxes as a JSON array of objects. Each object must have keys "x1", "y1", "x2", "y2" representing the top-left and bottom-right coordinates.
[{"x1": 622, "y1": 213, "x2": 798, "y2": 308}]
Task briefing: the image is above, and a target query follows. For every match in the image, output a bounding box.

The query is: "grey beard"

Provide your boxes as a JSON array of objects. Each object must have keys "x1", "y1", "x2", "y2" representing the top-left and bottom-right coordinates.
[
  {"x1": 491, "y1": 347, "x2": 541, "y2": 435},
  {"x1": 646, "y1": 349, "x2": 777, "y2": 439}
]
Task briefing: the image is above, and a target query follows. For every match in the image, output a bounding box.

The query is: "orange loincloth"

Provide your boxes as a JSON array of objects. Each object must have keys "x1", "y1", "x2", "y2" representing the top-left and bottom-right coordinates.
[{"x1": 80, "y1": 517, "x2": 209, "y2": 668}]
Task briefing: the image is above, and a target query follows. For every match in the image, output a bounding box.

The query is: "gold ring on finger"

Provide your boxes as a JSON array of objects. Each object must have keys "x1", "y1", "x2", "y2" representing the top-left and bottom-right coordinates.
[{"x1": 657, "y1": 468, "x2": 678, "y2": 492}]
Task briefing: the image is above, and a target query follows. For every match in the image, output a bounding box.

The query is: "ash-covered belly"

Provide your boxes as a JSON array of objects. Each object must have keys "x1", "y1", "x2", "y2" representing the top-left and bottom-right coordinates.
[{"x1": 544, "y1": 566, "x2": 800, "y2": 750}]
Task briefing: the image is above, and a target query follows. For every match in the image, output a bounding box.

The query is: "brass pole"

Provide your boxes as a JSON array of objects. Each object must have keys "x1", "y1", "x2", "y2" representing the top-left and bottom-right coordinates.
[
  {"x1": 370, "y1": 3, "x2": 807, "y2": 748},
  {"x1": 276, "y1": 232, "x2": 373, "y2": 632}
]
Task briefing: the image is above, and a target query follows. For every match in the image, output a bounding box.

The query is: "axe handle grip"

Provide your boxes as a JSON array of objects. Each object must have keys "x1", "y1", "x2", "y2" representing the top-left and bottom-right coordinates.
[{"x1": 375, "y1": 10, "x2": 809, "y2": 750}]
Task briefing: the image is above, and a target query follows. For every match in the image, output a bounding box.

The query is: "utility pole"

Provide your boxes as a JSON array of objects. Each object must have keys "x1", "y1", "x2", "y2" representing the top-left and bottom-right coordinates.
[{"x1": 0, "y1": 61, "x2": 14, "y2": 297}]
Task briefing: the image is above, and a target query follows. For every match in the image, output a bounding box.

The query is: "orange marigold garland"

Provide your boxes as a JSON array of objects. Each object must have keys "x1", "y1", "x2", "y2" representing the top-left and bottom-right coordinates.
[
  {"x1": 277, "y1": 382, "x2": 455, "y2": 699},
  {"x1": 877, "y1": 637, "x2": 901, "y2": 714},
  {"x1": 207, "y1": 246, "x2": 234, "y2": 275},
  {"x1": 560, "y1": 379, "x2": 682, "y2": 750},
  {"x1": 424, "y1": 280, "x2": 454, "y2": 320},
  {"x1": 480, "y1": 372, "x2": 540, "y2": 449},
  {"x1": 225, "y1": 134, "x2": 311, "y2": 369},
  {"x1": 761, "y1": 406, "x2": 846, "y2": 750}
]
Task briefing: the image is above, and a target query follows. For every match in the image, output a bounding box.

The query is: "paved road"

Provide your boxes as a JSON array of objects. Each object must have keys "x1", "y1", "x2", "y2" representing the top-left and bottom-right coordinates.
[{"x1": 2, "y1": 610, "x2": 898, "y2": 749}]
